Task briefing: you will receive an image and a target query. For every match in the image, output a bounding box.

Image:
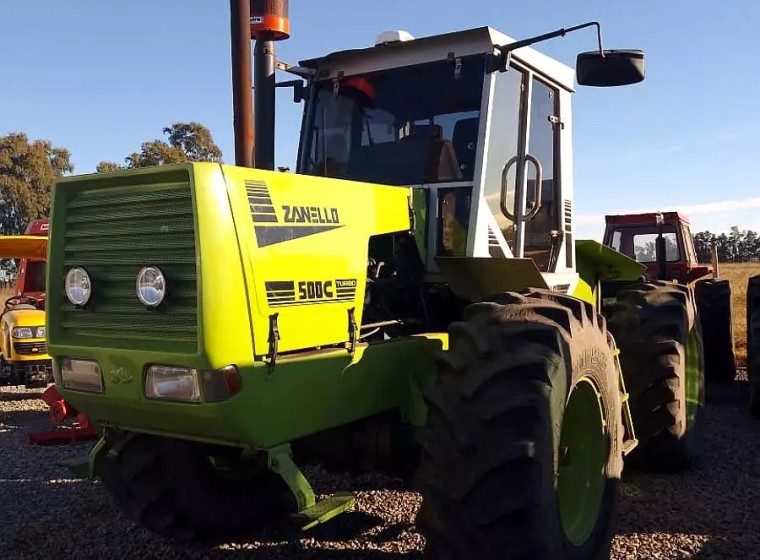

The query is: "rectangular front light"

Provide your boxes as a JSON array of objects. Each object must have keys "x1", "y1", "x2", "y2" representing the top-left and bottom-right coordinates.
[
  {"x1": 145, "y1": 365, "x2": 201, "y2": 403},
  {"x1": 12, "y1": 327, "x2": 34, "y2": 339},
  {"x1": 61, "y1": 358, "x2": 104, "y2": 393}
]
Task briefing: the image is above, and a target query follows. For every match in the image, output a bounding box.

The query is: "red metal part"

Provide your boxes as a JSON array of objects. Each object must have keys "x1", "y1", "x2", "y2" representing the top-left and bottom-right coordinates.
[
  {"x1": 28, "y1": 383, "x2": 99, "y2": 446},
  {"x1": 27, "y1": 424, "x2": 98, "y2": 446},
  {"x1": 13, "y1": 217, "x2": 49, "y2": 307},
  {"x1": 604, "y1": 211, "x2": 691, "y2": 227}
]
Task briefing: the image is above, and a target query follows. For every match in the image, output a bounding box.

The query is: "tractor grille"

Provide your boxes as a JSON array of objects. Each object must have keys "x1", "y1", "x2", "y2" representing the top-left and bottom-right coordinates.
[
  {"x1": 59, "y1": 179, "x2": 198, "y2": 351},
  {"x1": 13, "y1": 341, "x2": 47, "y2": 355}
]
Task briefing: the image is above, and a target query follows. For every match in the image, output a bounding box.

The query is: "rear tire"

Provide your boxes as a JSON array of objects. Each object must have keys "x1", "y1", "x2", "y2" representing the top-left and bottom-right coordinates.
[
  {"x1": 694, "y1": 278, "x2": 736, "y2": 383},
  {"x1": 414, "y1": 290, "x2": 624, "y2": 560},
  {"x1": 604, "y1": 281, "x2": 704, "y2": 473},
  {"x1": 97, "y1": 432, "x2": 296, "y2": 541},
  {"x1": 747, "y1": 275, "x2": 760, "y2": 418}
]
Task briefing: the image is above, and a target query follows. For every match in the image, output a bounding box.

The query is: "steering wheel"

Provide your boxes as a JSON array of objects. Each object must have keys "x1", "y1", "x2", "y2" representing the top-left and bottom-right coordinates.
[{"x1": 4, "y1": 295, "x2": 39, "y2": 311}]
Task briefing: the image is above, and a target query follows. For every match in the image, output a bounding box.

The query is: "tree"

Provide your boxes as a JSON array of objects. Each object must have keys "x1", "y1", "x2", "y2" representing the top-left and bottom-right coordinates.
[
  {"x1": 96, "y1": 161, "x2": 122, "y2": 173},
  {"x1": 693, "y1": 231, "x2": 716, "y2": 263},
  {"x1": 124, "y1": 122, "x2": 223, "y2": 169},
  {"x1": 0, "y1": 132, "x2": 73, "y2": 236}
]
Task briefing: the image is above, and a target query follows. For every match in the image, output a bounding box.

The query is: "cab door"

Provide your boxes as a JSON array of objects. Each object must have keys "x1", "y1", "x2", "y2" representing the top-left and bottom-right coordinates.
[{"x1": 479, "y1": 63, "x2": 562, "y2": 272}]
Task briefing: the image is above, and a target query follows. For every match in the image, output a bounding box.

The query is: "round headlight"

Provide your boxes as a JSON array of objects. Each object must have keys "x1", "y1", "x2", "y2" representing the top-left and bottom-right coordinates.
[
  {"x1": 65, "y1": 268, "x2": 92, "y2": 306},
  {"x1": 136, "y1": 266, "x2": 167, "y2": 307}
]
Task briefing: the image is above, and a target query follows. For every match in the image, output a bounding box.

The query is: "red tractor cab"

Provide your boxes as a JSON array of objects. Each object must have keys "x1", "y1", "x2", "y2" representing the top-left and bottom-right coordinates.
[
  {"x1": 15, "y1": 217, "x2": 49, "y2": 309},
  {"x1": 603, "y1": 211, "x2": 712, "y2": 284},
  {"x1": 603, "y1": 210, "x2": 736, "y2": 383}
]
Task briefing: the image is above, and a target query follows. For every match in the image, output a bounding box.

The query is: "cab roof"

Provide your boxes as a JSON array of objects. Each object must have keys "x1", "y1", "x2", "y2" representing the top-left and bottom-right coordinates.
[
  {"x1": 605, "y1": 211, "x2": 691, "y2": 227},
  {"x1": 0, "y1": 236, "x2": 48, "y2": 260},
  {"x1": 299, "y1": 26, "x2": 576, "y2": 92}
]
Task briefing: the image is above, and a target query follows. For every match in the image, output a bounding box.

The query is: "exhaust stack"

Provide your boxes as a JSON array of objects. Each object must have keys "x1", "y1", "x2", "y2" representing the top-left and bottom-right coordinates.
[
  {"x1": 230, "y1": 0, "x2": 254, "y2": 168},
  {"x1": 230, "y1": 0, "x2": 290, "y2": 169}
]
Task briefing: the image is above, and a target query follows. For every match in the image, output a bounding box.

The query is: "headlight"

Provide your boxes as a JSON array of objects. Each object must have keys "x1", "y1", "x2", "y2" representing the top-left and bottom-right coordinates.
[
  {"x1": 136, "y1": 266, "x2": 167, "y2": 307},
  {"x1": 61, "y1": 358, "x2": 104, "y2": 393},
  {"x1": 145, "y1": 365, "x2": 242, "y2": 403},
  {"x1": 65, "y1": 268, "x2": 92, "y2": 306},
  {"x1": 36, "y1": 326, "x2": 45, "y2": 338},
  {"x1": 146, "y1": 365, "x2": 200, "y2": 402},
  {"x1": 11, "y1": 327, "x2": 34, "y2": 339}
]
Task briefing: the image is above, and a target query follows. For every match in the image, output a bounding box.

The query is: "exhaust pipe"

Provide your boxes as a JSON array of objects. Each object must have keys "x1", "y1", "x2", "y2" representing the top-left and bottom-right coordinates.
[{"x1": 230, "y1": 0, "x2": 291, "y2": 170}]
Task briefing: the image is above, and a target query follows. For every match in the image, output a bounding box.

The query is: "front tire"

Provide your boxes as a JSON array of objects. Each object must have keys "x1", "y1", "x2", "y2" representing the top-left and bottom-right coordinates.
[
  {"x1": 604, "y1": 282, "x2": 704, "y2": 473},
  {"x1": 694, "y1": 278, "x2": 736, "y2": 383},
  {"x1": 748, "y1": 275, "x2": 760, "y2": 418},
  {"x1": 414, "y1": 290, "x2": 623, "y2": 560},
  {"x1": 97, "y1": 432, "x2": 296, "y2": 541}
]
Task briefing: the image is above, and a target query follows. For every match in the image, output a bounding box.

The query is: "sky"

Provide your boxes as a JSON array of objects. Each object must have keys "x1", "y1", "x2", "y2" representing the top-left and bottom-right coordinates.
[{"x1": 2, "y1": 1, "x2": 759, "y2": 241}]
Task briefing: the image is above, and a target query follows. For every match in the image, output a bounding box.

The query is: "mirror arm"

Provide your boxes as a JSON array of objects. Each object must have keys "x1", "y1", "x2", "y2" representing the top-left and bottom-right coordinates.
[
  {"x1": 496, "y1": 20, "x2": 605, "y2": 59},
  {"x1": 274, "y1": 79, "x2": 307, "y2": 103}
]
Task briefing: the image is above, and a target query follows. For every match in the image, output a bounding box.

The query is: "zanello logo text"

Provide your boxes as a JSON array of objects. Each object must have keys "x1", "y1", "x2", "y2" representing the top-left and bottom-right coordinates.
[
  {"x1": 265, "y1": 279, "x2": 358, "y2": 308},
  {"x1": 246, "y1": 180, "x2": 345, "y2": 247},
  {"x1": 283, "y1": 206, "x2": 340, "y2": 225}
]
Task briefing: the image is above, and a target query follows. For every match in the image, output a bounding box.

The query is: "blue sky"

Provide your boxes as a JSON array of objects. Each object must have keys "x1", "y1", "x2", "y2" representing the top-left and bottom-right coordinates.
[{"x1": 2, "y1": 1, "x2": 759, "y2": 240}]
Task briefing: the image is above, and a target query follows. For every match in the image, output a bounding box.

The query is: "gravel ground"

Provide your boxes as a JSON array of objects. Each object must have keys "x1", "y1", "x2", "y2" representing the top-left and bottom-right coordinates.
[{"x1": 2, "y1": 378, "x2": 760, "y2": 560}]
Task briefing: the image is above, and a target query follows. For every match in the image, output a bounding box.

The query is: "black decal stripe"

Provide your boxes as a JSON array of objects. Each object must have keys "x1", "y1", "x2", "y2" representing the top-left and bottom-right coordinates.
[
  {"x1": 254, "y1": 225, "x2": 344, "y2": 247},
  {"x1": 248, "y1": 197, "x2": 274, "y2": 205},
  {"x1": 251, "y1": 205, "x2": 276, "y2": 214},
  {"x1": 268, "y1": 297, "x2": 355, "y2": 308},
  {"x1": 252, "y1": 215, "x2": 278, "y2": 223},
  {"x1": 265, "y1": 281, "x2": 295, "y2": 291}
]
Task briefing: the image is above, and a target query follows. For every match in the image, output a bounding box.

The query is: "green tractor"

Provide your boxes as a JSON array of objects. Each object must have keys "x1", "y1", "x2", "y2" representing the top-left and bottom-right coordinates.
[{"x1": 45, "y1": 6, "x2": 694, "y2": 558}]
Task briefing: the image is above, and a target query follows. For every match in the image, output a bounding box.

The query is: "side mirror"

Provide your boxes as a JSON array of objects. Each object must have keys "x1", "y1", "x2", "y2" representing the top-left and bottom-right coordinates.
[
  {"x1": 576, "y1": 49, "x2": 645, "y2": 87},
  {"x1": 275, "y1": 79, "x2": 307, "y2": 103}
]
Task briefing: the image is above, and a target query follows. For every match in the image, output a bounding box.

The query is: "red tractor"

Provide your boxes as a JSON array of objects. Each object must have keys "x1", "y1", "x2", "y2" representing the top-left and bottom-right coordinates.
[
  {"x1": 15, "y1": 217, "x2": 49, "y2": 305},
  {"x1": 603, "y1": 211, "x2": 736, "y2": 383}
]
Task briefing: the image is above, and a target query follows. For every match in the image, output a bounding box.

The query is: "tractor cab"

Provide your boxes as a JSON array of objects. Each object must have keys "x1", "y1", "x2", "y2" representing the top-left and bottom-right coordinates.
[
  {"x1": 16, "y1": 217, "x2": 49, "y2": 308},
  {"x1": 295, "y1": 28, "x2": 644, "y2": 288},
  {"x1": 603, "y1": 211, "x2": 713, "y2": 284}
]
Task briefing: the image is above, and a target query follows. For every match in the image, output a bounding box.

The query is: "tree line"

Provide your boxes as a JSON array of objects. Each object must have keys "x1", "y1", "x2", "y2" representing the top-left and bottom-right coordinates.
[
  {"x1": 694, "y1": 227, "x2": 760, "y2": 263},
  {"x1": 0, "y1": 122, "x2": 223, "y2": 237}
]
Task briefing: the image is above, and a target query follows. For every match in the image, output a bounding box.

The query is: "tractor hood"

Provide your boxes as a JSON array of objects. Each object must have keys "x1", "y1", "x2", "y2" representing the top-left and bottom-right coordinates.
[
  {"x1": 0, "y1": 236, "x2": 48, "y2": 260},
  {"x1": 2, "y1": 308, "x2": 46, "y2": 329}
]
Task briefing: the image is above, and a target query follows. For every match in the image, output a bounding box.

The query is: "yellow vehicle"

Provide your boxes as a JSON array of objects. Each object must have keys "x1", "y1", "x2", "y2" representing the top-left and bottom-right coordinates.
[{"x1": 0, "y1": 233, "x2": 53, "y2": 388}]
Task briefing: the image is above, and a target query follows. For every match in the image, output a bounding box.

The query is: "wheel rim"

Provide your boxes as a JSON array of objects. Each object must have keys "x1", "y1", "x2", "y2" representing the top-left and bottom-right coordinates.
[
  {"x1": 557, "y1": 377, "x2": 608, "y2": 546},
  {"x1": 685, "y1": 327, "x2": 703, "y2": 428}
]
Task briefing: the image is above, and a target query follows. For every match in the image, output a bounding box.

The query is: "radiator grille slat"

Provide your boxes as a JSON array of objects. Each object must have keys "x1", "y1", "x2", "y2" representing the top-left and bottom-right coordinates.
[{"x1": 60, "y1": 181, "x2": 198, "y2": 349}]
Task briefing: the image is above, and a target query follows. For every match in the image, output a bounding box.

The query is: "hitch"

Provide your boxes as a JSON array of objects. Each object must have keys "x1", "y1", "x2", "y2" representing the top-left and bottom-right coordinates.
[{"x1": 27, "y1": 385, "x2": 99, "y2": 446}]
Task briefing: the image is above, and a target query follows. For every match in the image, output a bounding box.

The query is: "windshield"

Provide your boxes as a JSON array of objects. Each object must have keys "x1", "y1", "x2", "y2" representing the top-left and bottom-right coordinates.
[
  {"x1": 299, "y1": 54, "x2": 486, "y2": 186},
  {"x1": 609, "y1": 226, "x2": 682, "y2": 263},
  {"x1": 23, "y1": 260, "x2": 46, "y2": 292}
]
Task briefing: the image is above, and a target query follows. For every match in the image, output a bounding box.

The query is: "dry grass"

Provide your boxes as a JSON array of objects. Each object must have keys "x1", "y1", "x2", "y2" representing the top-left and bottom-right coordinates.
[
  {"x1": 720, "y1": 262, "x2": 760, "y2": 367},
  {"x1": 0, "y1": 286, "x2": 13, "y2": 301}
]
